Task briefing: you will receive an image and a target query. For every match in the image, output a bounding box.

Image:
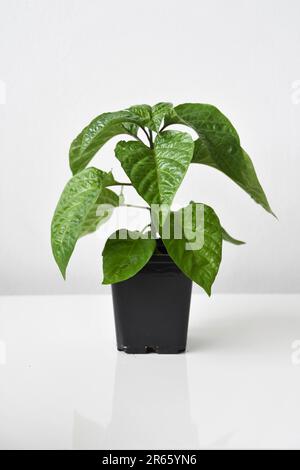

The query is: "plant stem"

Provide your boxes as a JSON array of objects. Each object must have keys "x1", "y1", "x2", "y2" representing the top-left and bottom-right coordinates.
[
  {"x1": 141, "y1": 127, "x2": 151, "y2": 146},
  {"x1": 141, "y1": 223, "x2": 151, "y2": 233},
  {"x1": 122, "y1": 203, "x2": 150, "y2": 211},
  {"x1": 132, "y1": 134, "x2": 144, "y2": 144},
  {"x1": 149, "y1": 129, "x2": 154, "y2": 148},
  {"x1": 159, "y1": 123, "x2": 169, "y2": 133},
  {"x1": 110, "y1": 182, "x2": 132, "y2": 186}
]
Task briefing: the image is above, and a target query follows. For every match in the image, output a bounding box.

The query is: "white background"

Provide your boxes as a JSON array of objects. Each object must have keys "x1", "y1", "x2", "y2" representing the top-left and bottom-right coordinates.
[
  {"x1": 1, "y1": 294, "x2": 300, "y2": 449},
  {"x1": 1, "y1": 0, "x2": 300, "y2": 295}
]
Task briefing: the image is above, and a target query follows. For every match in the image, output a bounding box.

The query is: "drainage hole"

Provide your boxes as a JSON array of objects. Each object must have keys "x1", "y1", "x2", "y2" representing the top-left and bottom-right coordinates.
[{"x1": 144, "y1": 346, "x2": 156, "y2": 353}]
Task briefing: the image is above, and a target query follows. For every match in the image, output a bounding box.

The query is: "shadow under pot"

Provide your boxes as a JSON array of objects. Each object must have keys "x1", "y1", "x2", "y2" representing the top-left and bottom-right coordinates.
[{"x1": 111, "y1": 240, "x2": 193, "y2": 354}]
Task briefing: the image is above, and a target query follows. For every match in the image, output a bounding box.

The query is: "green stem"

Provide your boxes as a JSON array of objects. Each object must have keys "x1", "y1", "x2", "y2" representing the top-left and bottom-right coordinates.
[
  {"x1": 141, "y1": 127, "x2": 152, "y2": 146},
  {"x1": 159, "y1": 123, "x2": 169, "y2": 133},
  {"x1": 122, "y1": 203, "x2": 150, "y2": 211},
  {"x1": 132, "y1": 134, "x2": 144, "y2": 144},
  {"x1": 141, "y1": 223, "x2": 151, "y2": 233},
  {"x1": 149, "y1": 129, "x2": 154, "y2": 148},
  {"x1": 110, "y1": 182, "x2": 132, "y2": 187}
]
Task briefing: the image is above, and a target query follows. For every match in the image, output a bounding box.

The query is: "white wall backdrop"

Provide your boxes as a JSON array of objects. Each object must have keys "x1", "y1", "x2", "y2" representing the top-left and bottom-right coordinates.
[{"x1": 1, "y1": 0, "x2": 299, "y2": 294}]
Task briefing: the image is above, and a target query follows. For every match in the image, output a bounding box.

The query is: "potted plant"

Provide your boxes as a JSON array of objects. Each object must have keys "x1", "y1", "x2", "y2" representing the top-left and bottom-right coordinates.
[{"x1": 51, "y1": 102, "x2": 274, "y2": 353}]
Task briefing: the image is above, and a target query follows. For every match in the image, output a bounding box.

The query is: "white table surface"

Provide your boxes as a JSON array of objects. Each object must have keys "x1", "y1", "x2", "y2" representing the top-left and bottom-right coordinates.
[{"x1": 0, "y1": 294, "x2": 300, "y2": 450}]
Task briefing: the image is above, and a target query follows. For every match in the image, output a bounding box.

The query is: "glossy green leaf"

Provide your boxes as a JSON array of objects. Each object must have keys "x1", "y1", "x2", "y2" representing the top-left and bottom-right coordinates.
[
  {"x1": 69, "y1": 106, "x2": 153, "y2": 175},
  {"x1": 221, "y1": 227, "x2": 245, "y2": 245},
  {"x1": 161, "y1": 202, "x2": 223, "y2": 295},
  {"x1": 122, "y1": 122, "x2": 138, "y2": 136},
  {"x1": 51, "y1": 167, "x2": 114, "y2": 278},
  {"x1": 79, "y1": 188, "x2": 120, "y2": 238},
  {"x1": 149, "y1": 102, "x2": 173, "y2": 132},
  {"x1": 115, "y1": 130, "x2": 194, "y2": 206},
  {"x1": 127, "y1": 104, "x2": 152, "y2": 127},
  {"x1": 166, "y1": 103, "x2": 274, "y2": 215},
  {"x1": 102, "y1": 229, "x2": 156, "y2": 284}
]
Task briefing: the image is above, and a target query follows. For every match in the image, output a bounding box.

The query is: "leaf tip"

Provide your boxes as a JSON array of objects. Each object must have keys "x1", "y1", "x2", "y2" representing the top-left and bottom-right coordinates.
[
  {"x1": 204, "y1": 285, "x2": 212, "y2": 296},
  {"x1": 52, "y1": 246, "x2": 67, "y2": 280},
  {"x1": 59, "y1": 265, "x2": 67, "y2": 280}
]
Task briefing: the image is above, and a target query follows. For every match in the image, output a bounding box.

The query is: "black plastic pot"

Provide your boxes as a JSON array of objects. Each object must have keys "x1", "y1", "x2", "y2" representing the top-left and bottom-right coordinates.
[{"x1": 111, "y1": 240, "x2": 192, "y2": 354}]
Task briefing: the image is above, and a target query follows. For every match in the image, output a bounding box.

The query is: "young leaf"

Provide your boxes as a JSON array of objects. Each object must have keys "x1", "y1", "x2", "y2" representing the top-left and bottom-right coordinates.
[
  {"x1": 115, "y1": 130, "x2": 194, "y2": 206},
  {"x1": 102, "y1": 230, "x2": 156, "y2": 284},
  {"x1": 161, "y1": 202, "x2": 223, "y2": 295},
  {"x1": 165, "y1": 103, "x2": 274, "y2": 215},
  {"x1": 69, "y1": 106, "x2": 153, "y2": 175},
  {"x1": 221, "y1": 227, "x2": 245, "y2": 245},
  {"x1": 51, "y1": 168, "x2": 115, "y2": 278},
  {"x1": 127, "y1": 104, "x2": 152, "y2": 127},
  {"x1": 149, "y1": 102, "x2": 173, "y2": 132}
]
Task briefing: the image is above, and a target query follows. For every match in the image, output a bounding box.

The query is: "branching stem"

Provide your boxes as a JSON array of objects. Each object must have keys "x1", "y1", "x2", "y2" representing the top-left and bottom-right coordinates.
[{"x1": 141, "y1": 127, "x2": 152, "y2": 146}]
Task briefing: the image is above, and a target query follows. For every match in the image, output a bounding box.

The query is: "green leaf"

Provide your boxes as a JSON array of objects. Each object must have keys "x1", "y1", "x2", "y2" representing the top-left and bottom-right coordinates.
[
  {"x1": 69, "y1": 105, "x2": 153, "y2": 175},
  {"x1": 101, "y1": 170, "x2": 119, "y2": 187},
  {"x1": 160, "y1": 202, "x2": 223, "y2": 295},
  {"x1": 165, "y1": 103, "x2": 274, "y2": 215},
  {"x1": 149, "y1": 102, "x2": 173, "y2": 132},
  {"x1": 102, "y1": 229, "x2": 156, "y2": 284},
  {"x1": 127, "y1": 104, "x2": 152, "y2": 127},
  {"x1": 122, "y1": 122, "x2": 138, "y2": 136},
  {"x1": 51, "y1": 167, "x2": 114, "y2": 278},
  {"x1": 79, "y1": 188, "x2": 120, "y2": 238},
  {"x1": 115, "y1": 130, "x2": 194, "y2": 206},
  {"x1": 221, "y1": 227, "x2": 245, "y2": 245}
]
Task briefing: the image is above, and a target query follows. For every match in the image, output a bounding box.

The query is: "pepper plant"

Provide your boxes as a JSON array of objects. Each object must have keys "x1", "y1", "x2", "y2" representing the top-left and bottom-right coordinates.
[{"x1": 51, "y1": 102, "x2": 274, "y2": 295}]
